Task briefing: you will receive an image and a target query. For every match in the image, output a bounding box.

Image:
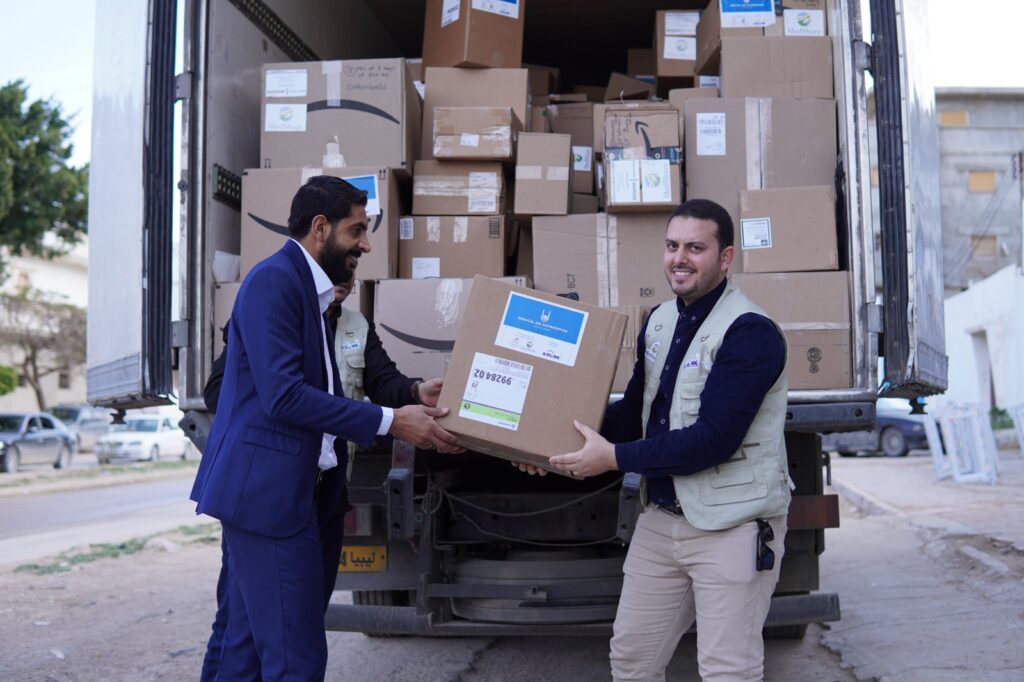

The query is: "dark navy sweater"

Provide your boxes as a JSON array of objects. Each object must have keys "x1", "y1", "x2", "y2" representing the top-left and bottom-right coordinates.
[{"x1": 602, "y1": 278, "x2": 786, "y2": 506}]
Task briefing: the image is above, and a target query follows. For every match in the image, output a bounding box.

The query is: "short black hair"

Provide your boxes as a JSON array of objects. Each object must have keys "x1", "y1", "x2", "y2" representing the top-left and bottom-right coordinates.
[
  {"x1": 287, "y1": 175, "x2": 368, "y2": 239},
  {"x1": 669, "y1": 199, "x2": 734, "y2": 251}
]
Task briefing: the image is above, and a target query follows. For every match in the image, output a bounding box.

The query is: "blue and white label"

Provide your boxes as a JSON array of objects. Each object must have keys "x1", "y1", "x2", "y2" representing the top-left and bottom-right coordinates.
[
  {"x1": 683, "y1": 358, "x2": 700, "y2": 370},
  {"x1": 494, "y1": 292, "x2": 588, "y2": 367},
  {"x1": 472, "y1": 0, "x2": 519, "y2": 20},
  {"x1": 460, "y1": 353, "x2": 533, "y2": 431},
  {"x1": 720, "y1": 0, "x2": 776, "y2": 28},
  {"x1": 340, "y1": 174, "x2": 380, "y2": 216}
]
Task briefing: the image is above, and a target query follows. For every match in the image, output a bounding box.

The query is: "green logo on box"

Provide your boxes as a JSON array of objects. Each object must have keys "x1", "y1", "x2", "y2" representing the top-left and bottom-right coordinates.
[
  {"x1": 797, "y1": 11, "x2": 811, "y2": 27},
  {"x1": 279, "y1": 107, "x2": 293, "y2": 122}
]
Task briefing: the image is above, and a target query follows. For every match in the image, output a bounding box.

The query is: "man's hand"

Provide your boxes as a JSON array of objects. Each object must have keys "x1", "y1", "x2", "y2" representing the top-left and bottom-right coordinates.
[
  {"x1": 389, "y1": 405, "x2": 465, "y2": 454},
  {"x1": 548, "y1": 421, "x2": 618, "y2": 479},
  {"x1": 416, "y1": 378, "x2": 444, "y2": 407},
  {"x1": 511, "y1": 461, "x2": 548, "y2": 476}
]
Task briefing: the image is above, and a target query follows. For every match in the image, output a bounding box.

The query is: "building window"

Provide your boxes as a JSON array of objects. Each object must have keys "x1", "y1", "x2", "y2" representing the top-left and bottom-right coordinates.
[
  {"x1": 938, "y1": 110, "x2": 969, "y2": 127},
  {"x1": 971, "y1": 235, "x2": 998, "y2": 259},
  {"x1": 17, "y1": 374, "x2": 26, "y2": 387},
  {"x1": 967, "y1": 170, "x2": 997, "y2": 193},
  {"x1": 58, "y1": 371, "x2": 71, "y2": 389}
]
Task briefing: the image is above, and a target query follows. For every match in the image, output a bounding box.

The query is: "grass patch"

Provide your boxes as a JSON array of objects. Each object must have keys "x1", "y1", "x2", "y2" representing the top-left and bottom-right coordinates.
[
  {"x1": 0, "y1": 458, "x2": 197, "y2": 490},
  {"x1": 16, "y1": 537, "x2": 152, "y2": 575}
]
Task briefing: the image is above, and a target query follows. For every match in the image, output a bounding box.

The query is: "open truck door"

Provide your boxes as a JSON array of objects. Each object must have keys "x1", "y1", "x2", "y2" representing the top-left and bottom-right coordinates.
[{"x1": 87, "y1": 0, "x2": 177, "y2": 410}]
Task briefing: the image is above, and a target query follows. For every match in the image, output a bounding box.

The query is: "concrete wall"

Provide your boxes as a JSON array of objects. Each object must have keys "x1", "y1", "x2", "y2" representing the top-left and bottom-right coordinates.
[{"x1": 933, "y1": 265, "x2": 1024, "y2": 412}]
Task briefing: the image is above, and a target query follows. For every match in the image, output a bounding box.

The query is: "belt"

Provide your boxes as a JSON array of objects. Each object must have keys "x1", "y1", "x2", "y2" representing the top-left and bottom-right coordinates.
[{"x1": 656, "y1": 499, "x2": 685, "y2": 517}]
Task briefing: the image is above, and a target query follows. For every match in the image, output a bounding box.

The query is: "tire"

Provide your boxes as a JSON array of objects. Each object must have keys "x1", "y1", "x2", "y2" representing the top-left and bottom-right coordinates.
[
  {"x1": 837, "y1": 451, "x2": 857, "y2": 458},
  {"x1": 98, "y1": 457, "x2": 109, "y2": 465},
  {"x1": 879, "y1": 427, "x2": 908, "y2": 458},
  {"x1": 1, "y1": 445, "x2": 19, "y2": 473},
  {"x1": 352, "y1": 590, "x2": 411, "y2": 638},
  {"x1": 764, "y1": 623, "x2": 808, "y2": 639},
  {"x1": 54, "y1": 445, "x2": 71, "y2": 469},
  {"x1": 149, "y1": 445, "x2": 160, "y2": 462}
]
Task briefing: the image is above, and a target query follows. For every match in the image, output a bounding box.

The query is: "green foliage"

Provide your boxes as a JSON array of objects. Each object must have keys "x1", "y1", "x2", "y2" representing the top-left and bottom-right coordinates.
[
  {"x1": 0, "y1": 79, "x2": 88, "y2": 267},
  {"x1": 990, "y1": 407, "x2": 1014, "y2": 430},
  {"x1": 0, "y1": 365, "x2": 15, "y2": 396}
]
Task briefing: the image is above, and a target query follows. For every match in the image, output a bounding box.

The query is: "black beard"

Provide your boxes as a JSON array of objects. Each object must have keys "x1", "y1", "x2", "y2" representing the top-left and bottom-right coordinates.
[{"x1": 321, "y1": 236, "x2": 358, "y2": 285}]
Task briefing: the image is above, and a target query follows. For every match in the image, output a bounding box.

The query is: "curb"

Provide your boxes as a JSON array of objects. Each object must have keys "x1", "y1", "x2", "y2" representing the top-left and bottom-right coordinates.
[
  {"x1": 827, "y1": 476, "x2": 904, "y2": 518},
  {"x1": 0, "y1": 465, "x2": 197, "y2": 498}
]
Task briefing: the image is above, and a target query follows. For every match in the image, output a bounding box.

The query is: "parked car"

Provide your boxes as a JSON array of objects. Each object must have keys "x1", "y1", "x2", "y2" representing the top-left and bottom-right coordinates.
[
  {"x1": 49, "y1": 404, "x2": 114, "y2": 453},
  {"x1": 95, "y1": 415, "x2": 188, "y2": 464},
  {"x1": 0, "y1": 412, "x2": 77, "y2": 473},
  {"x1": 823, "y1": 398, "x2": 930, "y2": 457}
]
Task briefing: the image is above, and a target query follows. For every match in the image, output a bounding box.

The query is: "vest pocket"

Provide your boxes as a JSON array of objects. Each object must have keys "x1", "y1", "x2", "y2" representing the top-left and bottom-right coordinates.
[{"x1": 698, "y1": 459, "x2": 768, "y2": 506}]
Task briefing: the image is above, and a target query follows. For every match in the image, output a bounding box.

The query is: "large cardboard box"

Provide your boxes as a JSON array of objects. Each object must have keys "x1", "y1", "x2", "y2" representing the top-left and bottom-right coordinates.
[
  {"x1": 667, "y1": 87, "x2": 718, "y2": 153},
  {"x1": 719, "y1": 37, "x2": 834, "y2": 99},
  {"x1": 422, "y1": 0, "x2": 524, "y2": 68},
  {"x1": 436, "y1": 276, "x2": 626, "y2": 471},
  {"x1": 684, "y1": 97, "x2": 838, "y2": 270},
  {"x1": 655, "y1": 10, "x2": 700, "y2": 78},
  {"x1": 514, "y1": 133, "x2": 572, "y2": 217},
  {"x1": 374, "y1": 276, "x2": 526, "y2": 381},
  {"x1": 573, "y1": 84, "x2": 608, "y2": 102},
  {"x1": 603, "y1": 107, "x2": 682, "y2": 212},
  {"x1": 546, "y1": 102, "x2": 595, "y2": 194},
  {"x1": 739, "y1": 186, "x2": 838, "y2": 273},
  {"x1": 732, "y1": 271, "x2": 851, "y2": 389},
  {"x1": 604, "y1": 72, "x2": 655, "y2": 102},
  {"x1": 259, "y1": 60, "x2": 420, "y2": 172},
  {"x1": 610, "y1": 306, "x2": 651, "y2": 393},
  {"x1": 525, "y1": 63, "x2": 559, "y2": 96},
  {"x1": 570, "y1": 193, "x2": 599, "y2": 214},
  {"x1": 531, "y1": 213, "x2": 668, "y2": 307},
  {"x1": 432, "y1": 107, "x2": 521, "y2": 161},
  {"x1": 412, "y1": 160, "x2": 505, "y2": 216},
  {"x1": 398, "y1": 215, "x2": 506, "y2": 279},
  {"x1": 421, "y1": 67, "x2": 529, "y2": 159},
  {"x1": 592, "y1": 101, "x2": 675, "y2": 154},
  {"x1": 695, "y1": 0, "x2": 768, "y2": 75},
  {"x1": 240, "y1": 167, "x2": 401, "y2": 281}
]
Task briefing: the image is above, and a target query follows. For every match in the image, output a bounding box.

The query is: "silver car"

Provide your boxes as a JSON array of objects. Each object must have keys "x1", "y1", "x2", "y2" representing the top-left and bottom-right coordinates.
[
  {"x1": 0, "y1": 412, "x2": 78, "y2": 473},
  {"x1": 49, "y1": 404, "x2": 114, "y2": 453}
]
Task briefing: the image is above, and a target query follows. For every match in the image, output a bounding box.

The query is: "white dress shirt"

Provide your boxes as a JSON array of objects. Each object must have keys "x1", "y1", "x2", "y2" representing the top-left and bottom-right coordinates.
[{"x1": 292, "y1": 240, "x2": 392, "y2": 471}]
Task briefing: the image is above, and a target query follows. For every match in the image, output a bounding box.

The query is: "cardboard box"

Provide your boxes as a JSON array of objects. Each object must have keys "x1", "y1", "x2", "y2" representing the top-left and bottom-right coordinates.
[
  {"x1": 739, "y1": 186, "x2": 838, "y2": 273},
  {"x1": 604, "y1": 72, "x2": 655, "y2": 102},
  {"x1": 514, "y1": 133, "x2": 572, "y2": 217},
  {"x1": 531, "y1": 213, "x2": 668, "y2": 307},
  {"x1": 436, "y1": 276, "x2": 626, "y2": 471},
  {"x1": 731, "y1": 271, "x2": 851, "y2": 389},
  {"x1": 610, "y1": 306, "x2": 650, "y2": 393},
  {"x1": 603, "y1": 107, "x2": 682, "y2": 212},
  {"x1": 422, "y1": 0, "x2": 524, "y2": 68},
  {"x1": 667, "y1": 87, "x2": 719, "y2": 152},
  {"x1": 433, "y1": 107, "x2": 521, "y2": 160},
  {"x1": 695, "y1": 0, "x2": 767, "y2": 76},
  {"x1": 719, "y1": 37, "x2": 833, "y2": 99},
  {"x1": 213, "y1": 283, "x2": 241, "y2": 356},
  {"x1": 546, "y1": 102, "x2": 595, "y2": 194},
  {"x1": 573, "y1": 84, "x2": 609, "y2": 102},
  {"x1": 421, "y1": 67, "x2": 529, "y2": 159},
  {"x1": 592, "y1": 101, "x2": 675, "y2": 154},
  {"x1": 525, "y1": 63, "x2": 559, "y2": 96},
  {"x1": 655, "y1": 10, "x2": 700, "y2": 78},
  {"x1": 240, "y1": 167, "x2": 401, "y2": 281},
  {"x1": 570, "y1": 193, "x2": 599, "y2": 214},
  {"x1": 260, "y1": 59, "x2": 420, "y2": 172},
  {"x1": 374, "y1": 276, "x2": 526, "y2": 381},
  {"x1": 627, "y1": 48, "x2": 655, "y2": 77},
  {"x1": 398, "y1": 215, "x2": 506, "y2": 279},
  {"x1": 684, "y1": 97, "x2": 838, "y2": 269},
  {"x1": 412, "y1": 160, "x2": 505, "y2": 216}
]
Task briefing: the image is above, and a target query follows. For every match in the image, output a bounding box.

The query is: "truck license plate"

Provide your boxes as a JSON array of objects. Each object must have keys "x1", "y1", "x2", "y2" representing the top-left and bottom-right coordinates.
[{"x1": 338, "y1": 545, "x2": 387, "y2": 572}]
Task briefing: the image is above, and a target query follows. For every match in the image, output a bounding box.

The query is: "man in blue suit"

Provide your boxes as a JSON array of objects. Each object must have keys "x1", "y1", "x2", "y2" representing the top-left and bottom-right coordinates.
[{"x1": 190, "y1": 176, "x2": 461, "y2": 680}]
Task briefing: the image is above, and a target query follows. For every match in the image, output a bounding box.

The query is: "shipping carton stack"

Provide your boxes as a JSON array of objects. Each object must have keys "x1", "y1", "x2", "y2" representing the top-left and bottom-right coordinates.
[{"x1": 654, "y1": 9, "x2": 701, "y2": 96}]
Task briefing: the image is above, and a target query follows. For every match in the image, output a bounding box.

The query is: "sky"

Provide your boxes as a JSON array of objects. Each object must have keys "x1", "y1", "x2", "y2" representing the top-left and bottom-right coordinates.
[{"x1": 0, "y1": 0, "x2": 1022, "y2": 168}]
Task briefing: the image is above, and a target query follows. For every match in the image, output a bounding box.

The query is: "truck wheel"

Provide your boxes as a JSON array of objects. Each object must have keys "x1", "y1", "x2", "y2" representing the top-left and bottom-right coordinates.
[
  {"x1": 763, "y1": 624, "x2": 808, "y2": 639},
  {"x1": 352, "y1": 590, "x2": 411, "y2": 638},
  {"x1": 1, "y1": 445, "x2": 19, "y2": 473},
  {"x1": 880, "y1": 428, "x2": 908, "y2": 457}
]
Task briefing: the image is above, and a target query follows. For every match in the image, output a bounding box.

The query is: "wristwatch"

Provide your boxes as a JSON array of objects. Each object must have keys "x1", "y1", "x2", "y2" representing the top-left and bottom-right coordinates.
[{"x1": 410, "y1": 380, "x2": 421, "y2": 404}]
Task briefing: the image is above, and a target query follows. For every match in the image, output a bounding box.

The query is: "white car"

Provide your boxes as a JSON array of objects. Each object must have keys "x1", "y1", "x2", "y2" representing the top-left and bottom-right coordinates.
[{"x1": 95, "y1": 416, "x2": 188, "y2": 463}]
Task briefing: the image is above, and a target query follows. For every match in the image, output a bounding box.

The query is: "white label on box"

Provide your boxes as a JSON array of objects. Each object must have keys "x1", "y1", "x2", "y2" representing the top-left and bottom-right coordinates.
[
  {"x1": 698, "y1": 75, "x2": 720, "y2": 89},
  {"x1": 640, "y1": 159, "x2": 672, "y2": 203},
  {"x1": 399, "y1": 217, "x2": 414, "y2": 240},
  {"x1": 471, "y1": 0, "x2": 520, "y2": 20},
  {"x1": 411, "y1": 257, "x2": 441, "y2": 279},
  {"x1": 665, "y1": 11, "x2": 700, "y2": 36},
  {"x1": 264, "y1": 103, "x2": 307, "y2": 132},
  {"x1": 468, "y1": 190, "x2": 497, "y2": 213},
  {"x1": 459, "y1": 352, "x2": 533, "y2": 431},
  {"x1": 426, "y1": 216, "x2": 442, "y2": 242},
  {"x1": 441, "y1": 0, "x2": 461, "y2": 27},
  {"x1": 740, "y1": 217, "x2": 773, "y2": 249},
  {"x1": 265, "y1": 69, "x2": 308, "y2": 98},
  {"x1": 696, "y1": 113, "x2": 727, "y2": 156},
  {"x1": 460, "y1": 133, "x2": 480, "y2": 147},
  {"x1": 495, "y1": 292, "x2": 589, "y2": 367},
  {"x1": 609, "y1": 160, "x2": 641, "y2": 204},
  {"x1": 784, "y1": 9, "x2": 825, "y2": 36},
  {"x1": 663, "y1": 36, "x2": 697, "y2": 61},
  {"x1": 545, "y1": 166, "x2": 570, "y2": 181},
  {"x1": 453, "y1": 216, "x2": 469, "y2": 242},
  {"x1": 469, "y1": 171, "x2": 499, "y2": 189},
  {"x1": 720, "y1": 0, "x2": 776, "y2": 28},
  {"x1": 572, "y1": 146, "x2": 593, "y2": 172}
]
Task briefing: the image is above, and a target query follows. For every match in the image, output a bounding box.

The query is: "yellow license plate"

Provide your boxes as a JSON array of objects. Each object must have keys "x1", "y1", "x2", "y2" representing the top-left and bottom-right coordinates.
[{"x1": 338, "y1": 545, "x2": 387, "y2": 572}]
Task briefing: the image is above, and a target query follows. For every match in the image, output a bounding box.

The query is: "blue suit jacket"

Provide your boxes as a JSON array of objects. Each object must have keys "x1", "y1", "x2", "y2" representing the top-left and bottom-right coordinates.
[{"x1": 190, "y1": 240, "x2": 383, "y2": 537}]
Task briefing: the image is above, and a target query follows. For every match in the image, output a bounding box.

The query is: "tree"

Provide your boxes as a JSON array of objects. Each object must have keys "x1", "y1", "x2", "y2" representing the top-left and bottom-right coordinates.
[
  {"x1": 0, "y1": 289, "x2": 86, "y2": 410},
  {"x1": 0, "y1": 365, "x2": 15, "y2": 396},
  {"x1": 0, "y1": 80, "x2": 88, "y2": 272}
]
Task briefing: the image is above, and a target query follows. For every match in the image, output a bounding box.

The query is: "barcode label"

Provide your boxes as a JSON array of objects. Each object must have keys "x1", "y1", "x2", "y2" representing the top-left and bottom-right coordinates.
[
  {"x1": 488, "y1": 217, "x2": 501, "y2": 239},
  {"x1": 494, "y1": 357, "x2": 531, "y2": 372}
]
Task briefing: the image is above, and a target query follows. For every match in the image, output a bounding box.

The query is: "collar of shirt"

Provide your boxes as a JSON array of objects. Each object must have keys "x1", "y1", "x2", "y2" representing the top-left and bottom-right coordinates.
[
  {"x1": 291, "y1": 239, "x2": 335, "y2": 315},
  {"x1": 675, "y1": 276, "x2": 728, "y2": 321}
]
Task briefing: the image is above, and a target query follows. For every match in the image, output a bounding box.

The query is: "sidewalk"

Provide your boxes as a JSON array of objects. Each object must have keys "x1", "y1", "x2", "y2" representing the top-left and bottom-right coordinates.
[{"x1": 827, "y1": 448, "x2": 1024, "y2": 552}]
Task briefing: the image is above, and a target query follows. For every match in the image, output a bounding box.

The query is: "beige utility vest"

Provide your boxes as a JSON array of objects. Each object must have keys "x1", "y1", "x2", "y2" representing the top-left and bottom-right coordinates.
[
  {"x1": 334, "y1": 308, "x2": 369, "y2": 403},
  {"x1": 641, "y1": 281, "x2": 792, "y2": 531}
]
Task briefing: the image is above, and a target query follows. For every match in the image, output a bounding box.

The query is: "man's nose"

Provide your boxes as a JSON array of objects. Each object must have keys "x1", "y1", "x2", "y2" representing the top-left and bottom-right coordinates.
[{"x1": 359, "y1": 235, "x2": 371, "y2": 253}]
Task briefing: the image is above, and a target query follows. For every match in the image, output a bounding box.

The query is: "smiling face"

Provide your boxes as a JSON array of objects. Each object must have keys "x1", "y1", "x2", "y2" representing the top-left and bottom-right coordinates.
[
  {"x1": 313, "y1": 205, "x2": 370, "y2": 285},
  {"x1": 663, "y1": 215, "x2": 734, "y2": 305}
]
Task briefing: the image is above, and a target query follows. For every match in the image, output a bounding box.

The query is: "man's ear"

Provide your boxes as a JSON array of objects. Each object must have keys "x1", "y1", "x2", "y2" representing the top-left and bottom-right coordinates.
[
  {"x1": 720, "y1": 245, "x2": 735, "y2": 271},
  {"x1": 310, "y1": 215, "x2": 329, "y2": 241}
]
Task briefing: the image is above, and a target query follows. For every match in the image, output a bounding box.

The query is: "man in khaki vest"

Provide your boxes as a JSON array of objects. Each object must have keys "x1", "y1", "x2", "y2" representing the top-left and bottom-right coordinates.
[{"x1": 540, "y1": 199, "x2": 792, "y2": 681}]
